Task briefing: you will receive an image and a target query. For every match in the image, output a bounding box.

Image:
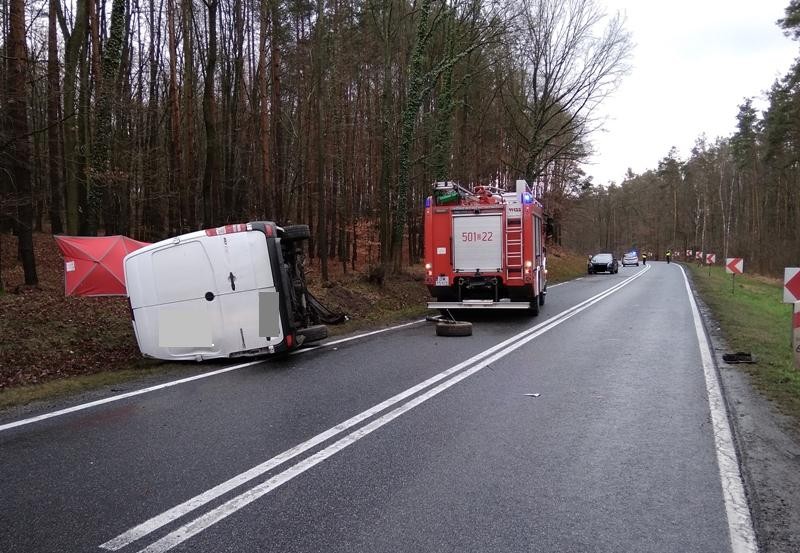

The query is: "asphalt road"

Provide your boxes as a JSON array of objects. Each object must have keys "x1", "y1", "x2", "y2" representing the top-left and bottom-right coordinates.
[{"x1": 0, "y1": 262, "x2": 752, "y2": 552}]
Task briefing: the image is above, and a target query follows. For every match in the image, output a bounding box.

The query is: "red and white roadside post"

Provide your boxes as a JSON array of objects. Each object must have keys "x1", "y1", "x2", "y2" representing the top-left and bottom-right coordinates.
[
  {"x1": 706, "y1": 253, "x2": 716, "y2": 276},
  {"x1": 783, "y1": 268, "x2": 800, "y2": 369},
  {"x1": 726, "y1": 258, "x2": 744, "y2": 293},
  {"x1": 794, "y1": 304, "x2": 800, "y2": 370}
]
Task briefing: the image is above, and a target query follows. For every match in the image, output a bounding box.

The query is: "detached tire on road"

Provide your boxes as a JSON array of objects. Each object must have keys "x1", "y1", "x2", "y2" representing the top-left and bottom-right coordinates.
[
  {"x1": 436, "y1": 320, "x2": 473, "y2": 337},
  {"x1": 282, "y1": 224, "x2": 311, "y2": 241}
]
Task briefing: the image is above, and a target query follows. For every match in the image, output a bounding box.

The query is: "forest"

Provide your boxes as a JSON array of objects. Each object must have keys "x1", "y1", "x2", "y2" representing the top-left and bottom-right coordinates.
[
  {"x1": 564, "y1": 4, "x2": 800, "y2": 277},
  {"x1": 0, "y1": 0, "x2": 631, "y2": 289},
  {"x1": 1, "y1": 0, "x2": 797, "y2": 291}
]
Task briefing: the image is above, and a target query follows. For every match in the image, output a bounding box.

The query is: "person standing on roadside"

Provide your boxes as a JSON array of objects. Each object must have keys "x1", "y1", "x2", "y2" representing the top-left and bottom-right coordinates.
[{"x1": 666, "y1": 250, "x2": 671, "y2": 264}]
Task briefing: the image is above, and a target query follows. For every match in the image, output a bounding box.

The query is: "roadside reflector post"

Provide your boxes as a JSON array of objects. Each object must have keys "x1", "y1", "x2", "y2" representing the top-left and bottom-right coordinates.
[
  {"x1": 705, "y1": 253, "x2": 715, "y2": 277},
  {"x1": 782, "y1": 268, "x2": 800, "y2": 364},
  {"x1": 726, "y1": 258, "x2": 744, "y2": 294},
  {"x1": 794, "y1": 303, "x2": 800, "y2": 370}
]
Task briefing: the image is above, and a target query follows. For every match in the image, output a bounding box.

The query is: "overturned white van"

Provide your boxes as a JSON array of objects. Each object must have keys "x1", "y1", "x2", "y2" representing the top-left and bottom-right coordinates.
[{"x1": 123, "y1": 221, "x2": 328, "y2": 361}]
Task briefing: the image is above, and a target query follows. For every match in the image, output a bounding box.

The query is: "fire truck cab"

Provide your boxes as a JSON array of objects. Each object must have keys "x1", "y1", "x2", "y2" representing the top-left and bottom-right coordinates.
[{"x1": 424, "y1": 180, "x2": 546, "y2": 314}]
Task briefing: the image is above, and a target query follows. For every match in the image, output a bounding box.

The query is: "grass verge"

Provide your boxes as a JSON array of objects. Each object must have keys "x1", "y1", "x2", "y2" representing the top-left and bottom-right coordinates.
[
  {"x1": 686, "y1": 262, "x2": 800, "y2": 418},
  {"x1": 546, "y1": 245, "x2": 590, "y2": 283},
  {"x1": 0, "y1": 361, "x2": 187, "y2": 411}
]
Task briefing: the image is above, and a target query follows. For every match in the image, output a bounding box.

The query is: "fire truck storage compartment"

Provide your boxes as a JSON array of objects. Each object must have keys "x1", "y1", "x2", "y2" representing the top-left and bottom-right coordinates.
[{"x1": 452, "y1": 213, "x2": 503, "y2": 272}]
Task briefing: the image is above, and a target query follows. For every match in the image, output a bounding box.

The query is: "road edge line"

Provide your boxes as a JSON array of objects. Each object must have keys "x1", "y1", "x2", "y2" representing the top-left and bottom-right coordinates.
[
  {"x1": 1, "y1": 320, "x2": 432, "y2": 434},
  {"x1": 679, "y1": 264, "x2": 758, "y2": 553},
  {"x1": 0, "y1": 361, "x2": 264, "y2": 433}
]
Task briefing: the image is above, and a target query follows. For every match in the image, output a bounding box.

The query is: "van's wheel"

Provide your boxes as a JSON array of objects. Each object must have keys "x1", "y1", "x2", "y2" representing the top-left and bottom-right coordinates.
[
  {"x1": 296, "y1": 324, "x2": 328, "y2": 344},
  {"x1": 282, "y1": 224, "x2": 311, "y2": 241},
  {"x1": 435, "y1": 320, "x2": 472, "y2": 337}
]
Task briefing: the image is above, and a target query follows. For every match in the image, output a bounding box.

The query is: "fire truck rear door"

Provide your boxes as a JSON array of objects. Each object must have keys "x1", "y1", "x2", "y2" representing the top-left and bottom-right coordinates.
[{"x1": 452, "y1": 213, "x2": 503, "y2": 272}]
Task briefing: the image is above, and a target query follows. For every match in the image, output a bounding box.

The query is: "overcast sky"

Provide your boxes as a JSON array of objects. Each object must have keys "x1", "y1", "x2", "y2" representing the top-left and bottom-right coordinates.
[{"x1": 585, "y1": 0, "x2": 798, "y2": 185}]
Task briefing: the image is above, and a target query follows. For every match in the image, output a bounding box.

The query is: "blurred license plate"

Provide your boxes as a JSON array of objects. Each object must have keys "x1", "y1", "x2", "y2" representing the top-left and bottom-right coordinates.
[{"x1": 436, "y1": 276, "x2": 449, "y2": 286}]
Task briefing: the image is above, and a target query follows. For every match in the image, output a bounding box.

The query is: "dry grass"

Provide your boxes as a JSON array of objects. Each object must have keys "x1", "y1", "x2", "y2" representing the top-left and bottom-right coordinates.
[{"x1": 545, "y1": 244, "x2": 590, "y2": 284}]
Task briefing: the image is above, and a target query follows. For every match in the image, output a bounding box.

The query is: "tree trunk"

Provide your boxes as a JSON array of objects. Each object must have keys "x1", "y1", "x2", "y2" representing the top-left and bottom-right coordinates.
[
  {"x1": 202, "y1": 0, "x2": 220, "y2": 227},
  {"x1": 257, "y1": 0, "x2": 271, "y2": 218},
  {"x1": 432, "y1": 32, "x2": 456, "y2": 181},
  {"x1": 314, "y1": 0, "x2": 328, "y2": 281},
  {"x1": 47, "y1": 0, "x2": 64, "y2": 234},
  {"x1": 7, "y1": 0, "x2": 38, "y2": 284},
  {"x1": 88, "y1": 0, "x2": 126, "y2": 235},
  {"x1": 77, "y1": 51, "x2": 90, "y2": 235},
  {"x1": 182, "y1": 0, "x2": 196, "y2": 230},
  {"x1": 167, "y1": 0, "x2": 181, "y2": 232},
  {"x1": 393, "y1": 0, "x2": 432, "y2": 268},
  {"x1": 62, "y1": 0, "x2": 88, "y2": 235},
  {"x1": 378, "y1": 48, "x2": 392, "y2": 266},
  {"x1": 269, "y1": 0, "x2": 284, "y2": 219}
]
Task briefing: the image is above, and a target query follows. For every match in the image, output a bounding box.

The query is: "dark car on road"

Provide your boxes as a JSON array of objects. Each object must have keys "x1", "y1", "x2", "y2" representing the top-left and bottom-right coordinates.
[{"x1": 588, "y1": 253, "x2": 619, "y2": 274}]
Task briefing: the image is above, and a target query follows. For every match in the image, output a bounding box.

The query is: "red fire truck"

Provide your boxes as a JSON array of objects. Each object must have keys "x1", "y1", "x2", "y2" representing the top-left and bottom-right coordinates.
[{"x1": 424, "y1": 180, "x2": 547, "y2": 314}]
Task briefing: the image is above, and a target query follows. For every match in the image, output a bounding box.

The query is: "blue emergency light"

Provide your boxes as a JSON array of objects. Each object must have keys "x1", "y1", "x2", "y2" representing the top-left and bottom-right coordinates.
[{"x1": 522, "y1": 192, "x2": 533, "y2": 204}]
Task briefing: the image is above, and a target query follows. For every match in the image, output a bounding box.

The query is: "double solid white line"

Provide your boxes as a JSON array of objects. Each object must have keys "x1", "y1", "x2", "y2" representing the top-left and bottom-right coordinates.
[{"x1": 102, "y1": 267, "x2": 651, "y2": 553}]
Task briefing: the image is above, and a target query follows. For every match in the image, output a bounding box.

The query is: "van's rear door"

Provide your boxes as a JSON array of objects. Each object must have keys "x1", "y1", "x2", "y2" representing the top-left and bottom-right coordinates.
[
  {"x1": 202, "y1": 230, "x2": 282, "y2": 353},
  {"x1": 125, "y1": 237, "x2": 225, "y2": 359}
]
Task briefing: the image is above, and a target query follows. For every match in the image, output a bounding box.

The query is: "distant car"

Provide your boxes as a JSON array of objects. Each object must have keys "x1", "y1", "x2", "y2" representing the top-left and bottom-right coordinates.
[
  {"x1": 622, "y1": 252, "x2": 639, "y2": 267},
  {"x1": 588, "y1": 253, "x2": 618, "y2": 274}
]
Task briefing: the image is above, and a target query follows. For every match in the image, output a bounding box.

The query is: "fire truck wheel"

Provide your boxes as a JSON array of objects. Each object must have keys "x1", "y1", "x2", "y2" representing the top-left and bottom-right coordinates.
[
  {"x1": 528, "y1": 299, "x2": 540, "y2": 316},
  {"x1": 282, "y1": 224, "x2": 311, "y2": 241},
  {"x1": 436, "y1": 320, "x2": 473, "y2": 337},
  {"x1": 538, "y1": 290, "x2": 546, "y2": 306}
]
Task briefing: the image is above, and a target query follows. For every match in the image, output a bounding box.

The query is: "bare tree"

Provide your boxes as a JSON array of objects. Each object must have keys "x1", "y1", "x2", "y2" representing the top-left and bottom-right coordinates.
[{"x1": 503, "y1": 0, "x2": 631, "y2": 183}]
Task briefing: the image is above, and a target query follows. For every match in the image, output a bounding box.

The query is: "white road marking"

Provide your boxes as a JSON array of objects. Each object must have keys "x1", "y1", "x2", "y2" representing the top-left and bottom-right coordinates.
[
  {"x1": 104, "y1": 267, "x2": 651, "y2": 552},
  {"x1": 0, "y1": 320, "x2": 428, "y2": 434},
  {"x1": 291, "y1": 319, "x2": 427, "y2": 355},
  {"x1": 0, "y1": 361, "x2": 263, "y2": 433},
  {"x1": 325, "y1": 320, "x2": 426, "y2": 346},
  {"x1": 679, "y1": 265, "x2": 758, "y2": 553}
]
